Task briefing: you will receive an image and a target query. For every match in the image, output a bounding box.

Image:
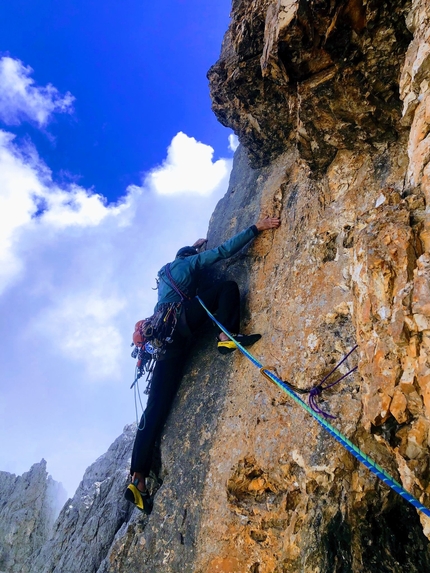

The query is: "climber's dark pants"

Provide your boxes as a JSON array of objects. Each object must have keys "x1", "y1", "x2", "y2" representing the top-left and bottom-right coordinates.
[
  {"x1": 183, "y1": 279, "x2": 240, "y2": 335},
  {"x1": 130, "y1": 281, "x2": 240, "y2": 477}
]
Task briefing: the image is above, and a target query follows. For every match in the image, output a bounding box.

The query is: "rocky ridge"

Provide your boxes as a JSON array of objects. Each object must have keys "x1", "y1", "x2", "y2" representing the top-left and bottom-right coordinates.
[
  {"x1": 30, "y1": 425, "x2": 135, "y2": 573},
  {"x1": 0, "y1": 461, "x2": 66, "y2": 573}
]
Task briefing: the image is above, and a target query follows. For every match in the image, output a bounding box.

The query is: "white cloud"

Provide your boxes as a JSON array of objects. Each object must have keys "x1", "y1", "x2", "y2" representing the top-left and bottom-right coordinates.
[
  {"x1": 146, "y1": 131, "x2": 231, "y2": 196},
  {"x1": 0, "y1": 119, "x2": 233, "y2": 498},
  {"x1": 228, "y1": 133, "x2": 239, "y2": 152},
  {"x1": 40, "y1": 186, "x2": 131, "y2": 228},
  {"x1": 0, "y1": 130, "x2": 136, "y2": 293},
  {"x1": 32, "y1": 293, "x2": 126, "y2": 379},
  {"x1": 0, "y1": 131, "x2": 45, "y2": 288},
  {"x1": 0, "y1": 57, "x2": 74, "y2": 127}
]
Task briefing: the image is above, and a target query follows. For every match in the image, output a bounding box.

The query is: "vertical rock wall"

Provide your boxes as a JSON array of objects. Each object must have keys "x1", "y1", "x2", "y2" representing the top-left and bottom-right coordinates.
[
  {"x1": 192, "y1": 147, "x2": 430, "y2": 572},
  {"x1": 101, "y1": 1, "x2": 430, "y2": 571},
  {"x1": 193, "y1": 1, "x2": 430, "y2": 570}
]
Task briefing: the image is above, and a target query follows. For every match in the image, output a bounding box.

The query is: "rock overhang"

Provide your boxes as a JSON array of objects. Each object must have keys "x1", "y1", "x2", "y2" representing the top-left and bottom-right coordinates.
[{"x1": 209, "y1": 0, "x2": 413, "y2": 171}]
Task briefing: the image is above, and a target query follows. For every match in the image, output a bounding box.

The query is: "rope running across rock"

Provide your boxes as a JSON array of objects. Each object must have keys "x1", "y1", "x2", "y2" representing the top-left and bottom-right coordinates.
[{"x1": 196, "y1": 295, "x2": 430, "y2": 519}]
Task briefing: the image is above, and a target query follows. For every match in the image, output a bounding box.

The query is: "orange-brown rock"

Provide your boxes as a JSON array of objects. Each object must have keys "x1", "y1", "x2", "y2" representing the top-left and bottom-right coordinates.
[{"x1": 209, "y1": 0, "x2": 412, "y2": 171}]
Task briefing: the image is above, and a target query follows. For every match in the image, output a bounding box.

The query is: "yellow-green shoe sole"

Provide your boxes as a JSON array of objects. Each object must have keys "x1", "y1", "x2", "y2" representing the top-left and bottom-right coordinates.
[
  {"x1": 124, "y1": 481, "x2": 153, "y2": 514},
  {"x1": 217, "y1": 334, "x2": 262, "y2": 355}
]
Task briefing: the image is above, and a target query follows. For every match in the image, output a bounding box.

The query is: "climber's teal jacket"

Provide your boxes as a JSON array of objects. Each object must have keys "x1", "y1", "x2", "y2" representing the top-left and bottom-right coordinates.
[{"x1": 155, "y1": 226, "x2": 259, "y2": 308}]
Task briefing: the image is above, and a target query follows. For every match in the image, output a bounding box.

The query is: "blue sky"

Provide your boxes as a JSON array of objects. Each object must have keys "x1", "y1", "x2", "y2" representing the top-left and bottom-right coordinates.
[
  {"x1": 0, "y1": 0, "x2": 232, "y2": 198},
  {"x1": 0, "y1": 0, "x2": 238, "y2": 497}
]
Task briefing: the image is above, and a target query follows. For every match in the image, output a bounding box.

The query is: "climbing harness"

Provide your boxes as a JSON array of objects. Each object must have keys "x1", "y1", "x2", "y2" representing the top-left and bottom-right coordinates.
[
  {"x1": 130, "y1": 263, "x2": 190, "y2": 427},
  {"x1": 130, "y1": 301, "x2": 181, "y2": 430},
  {"x1": 130, "y1": 263, "x2": 187, "y2": 384},
  {"x1": 130, "y1": 301, "x2": 182, "y2": 388},
  {"x1": 164, "y1": 263, "x2": 191, "y2": 302},
  {"x1": 196, "y1": 295, "x2": 430, "y2": 519}
]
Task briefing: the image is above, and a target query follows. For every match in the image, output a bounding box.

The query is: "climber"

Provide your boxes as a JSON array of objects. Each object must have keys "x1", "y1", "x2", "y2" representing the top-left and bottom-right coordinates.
[{"x1": 125, "y1": 216, "x2": 281, "y2": 513}]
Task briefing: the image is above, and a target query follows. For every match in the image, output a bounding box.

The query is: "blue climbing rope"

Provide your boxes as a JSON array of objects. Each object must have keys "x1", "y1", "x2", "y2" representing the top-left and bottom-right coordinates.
[{"x1": 196, "y1": 296, "x2": 430, "y2": 519}]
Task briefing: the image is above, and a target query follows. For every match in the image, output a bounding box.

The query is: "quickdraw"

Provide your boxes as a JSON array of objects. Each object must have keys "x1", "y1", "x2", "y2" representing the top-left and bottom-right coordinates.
[{"x1": 130, "y1": 301, "x2": 182, "y2": 392}]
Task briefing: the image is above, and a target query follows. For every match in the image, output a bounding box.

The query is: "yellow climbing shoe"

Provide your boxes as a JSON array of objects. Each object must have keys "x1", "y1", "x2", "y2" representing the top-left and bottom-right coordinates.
[
  {"x1": 124, "y1": 480, "x2": 153, "y2": 514},
  {"x1": 217, "y1": 333, "x2": 261, "y2": 355}
]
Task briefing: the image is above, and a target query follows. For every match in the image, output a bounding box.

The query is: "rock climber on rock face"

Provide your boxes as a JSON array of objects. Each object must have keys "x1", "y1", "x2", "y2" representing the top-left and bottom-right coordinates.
[{"x1": 125, "y1": 216, "x2": 281, "y2": 514}]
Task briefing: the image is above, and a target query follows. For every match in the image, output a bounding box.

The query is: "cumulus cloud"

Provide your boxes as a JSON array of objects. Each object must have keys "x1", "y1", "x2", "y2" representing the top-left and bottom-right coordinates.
[
  {"x1": 0, "y1": 131, "x2": 44, "y2": 286},
  {"x1": 0, "y1": 130, "x2": 136, "y2": 293},
  {"x1": 0, "y1": 126, "x2": 233, "y2": 385},
  {"x1": 31, "y1": 293, "x2": 126, "y2": 379},
  {"x1": 0, "y1": 57, "x2": 74, "y2": 127},
  {"x1": 146, "y1": 131, "x2": 231, "y2": 196}
]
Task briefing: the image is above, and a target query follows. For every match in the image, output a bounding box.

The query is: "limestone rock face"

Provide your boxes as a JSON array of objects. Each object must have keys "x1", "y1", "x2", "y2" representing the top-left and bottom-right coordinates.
[
  {"x1": 101, "y1": 134, "x2": 430, "y2": 571},
  {"x1": 100, "y1": 0, "x2": 430, "y2": 571},
  {"x1": 0, "y1": 460, "x2": 66, "y2": 573},
  {"x1": 30, "y1": 424, "x2": 135, "y2": 573}
]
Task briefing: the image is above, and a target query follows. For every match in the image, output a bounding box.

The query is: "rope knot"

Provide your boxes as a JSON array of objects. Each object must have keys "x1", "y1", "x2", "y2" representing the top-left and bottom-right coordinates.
[{"x1": 309, "y1": 386, "x2": 322, "y2": 398}]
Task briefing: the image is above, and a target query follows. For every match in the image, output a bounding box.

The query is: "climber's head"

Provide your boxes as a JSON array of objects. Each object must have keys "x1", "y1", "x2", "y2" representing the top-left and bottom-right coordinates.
[{"x1": 175, "y1": 246, "x2": 198, "y2": 259}]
